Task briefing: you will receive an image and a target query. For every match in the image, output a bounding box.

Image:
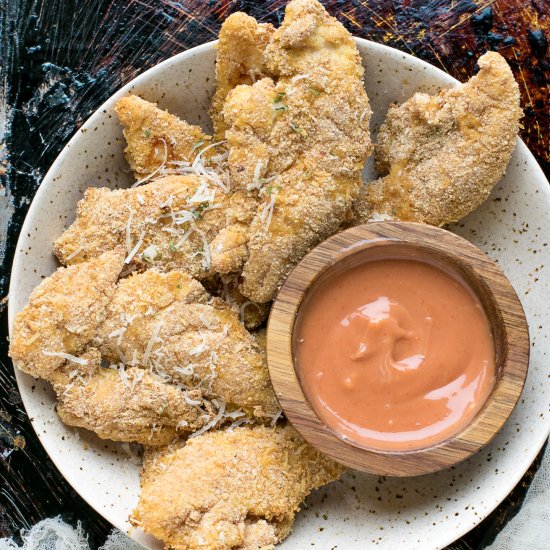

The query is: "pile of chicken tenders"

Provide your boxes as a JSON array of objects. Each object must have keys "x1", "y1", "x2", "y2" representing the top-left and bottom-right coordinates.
[{"x1": 10, "y1": 1, "x2": 521, "y2": 548}]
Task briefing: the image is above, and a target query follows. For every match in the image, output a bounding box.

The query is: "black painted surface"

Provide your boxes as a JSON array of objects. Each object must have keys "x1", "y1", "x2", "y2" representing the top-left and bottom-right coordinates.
[{"x1": 0, "y1": 0, "x2": 548, "y2": 547}]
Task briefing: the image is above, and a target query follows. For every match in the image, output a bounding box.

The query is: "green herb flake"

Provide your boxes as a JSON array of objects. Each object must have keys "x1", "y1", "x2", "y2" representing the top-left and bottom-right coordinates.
[
  {"x1": 309, "y1": 87, "x2": 322, "y2": 97},
  {"x1": 170, "y1": 243, "x2": 177, "y2": 253},
  {"x1": 273, "y1": 103, "x2": 289, "y2": 112},
  {"x1": 272, "y1": 92, "x2": 289, "y2": 113},
  {"x1": 193, "y1": 202, "x2": 209, "y2": 219},
  {"x1": 143, "y1": 129, "x2": 152, "y2": 138},
  {"x1": 264, "y1": 184, "x2": 281, "y2": 197},
  {"x1": 290, "y1": 122, "x2": 304, "y2": 135}
]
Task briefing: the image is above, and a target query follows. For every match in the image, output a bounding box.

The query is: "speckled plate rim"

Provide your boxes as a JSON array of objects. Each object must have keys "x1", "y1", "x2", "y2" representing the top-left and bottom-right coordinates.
[{"x1": 8, "y1": 38, "x2": 550, "y2": 550}]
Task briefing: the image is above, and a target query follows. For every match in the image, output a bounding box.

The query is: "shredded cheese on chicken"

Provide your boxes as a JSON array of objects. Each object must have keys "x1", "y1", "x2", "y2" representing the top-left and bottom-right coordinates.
[{"x1": 42, "y1": 350, "x2": 88, "y2": 365}]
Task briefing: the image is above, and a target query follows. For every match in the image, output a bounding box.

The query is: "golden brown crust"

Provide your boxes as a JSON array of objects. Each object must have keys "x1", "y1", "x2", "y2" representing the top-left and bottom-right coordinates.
[
  {"x1": 133, "y1": 424, "x2": 345, "y2": 550},
  {"x1": 351, "y1": 51, "x2": 522, "y2": 226},
  {"x1": 211, "y1": 13, "x2": 275, "y2": 140},
  {"x1": 50, "y1": 349, "x2": 213, "y2": 445},
  {"x1": 115, "y1": 95, "x2": 211, "y2": 180},
  {"x1": 219, "y1": 0, "x2": 372, "y2": 302},
  {"x1": 53, "y1": 175, "x2": 255, "y2": 281},
  {"x1": 9, "y1": 250, "x2": 124, "y2": 380},
  {"x1": 96, "y1": 270, "x2": 279, "y2": 420},
  {"x1": 209, "y1": 222, "x2": 250, "y2": 275}
]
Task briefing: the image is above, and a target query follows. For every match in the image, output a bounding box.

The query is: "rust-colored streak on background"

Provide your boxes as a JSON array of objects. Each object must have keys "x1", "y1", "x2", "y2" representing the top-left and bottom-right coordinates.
[
  {"x1": 0, "y1": 0, "x2": 548, "y2": 547},
  {"x1": 321, "y1": 0, "x2": 548, "y2": 170}
]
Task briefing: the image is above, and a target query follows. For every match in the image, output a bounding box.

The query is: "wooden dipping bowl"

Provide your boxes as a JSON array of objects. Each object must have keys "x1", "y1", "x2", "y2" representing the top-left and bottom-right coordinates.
[{"x1": 267, "y1": 222, "x2": 530, "y2": 476}]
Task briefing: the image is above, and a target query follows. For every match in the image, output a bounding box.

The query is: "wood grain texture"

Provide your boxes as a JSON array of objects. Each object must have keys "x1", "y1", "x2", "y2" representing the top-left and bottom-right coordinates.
[
  {"x1": 0, "y1": 0, "x2": 547, "y2": 546},
  {"x1": 268, "y1": 222, "x2": 530, "y2": 475}
]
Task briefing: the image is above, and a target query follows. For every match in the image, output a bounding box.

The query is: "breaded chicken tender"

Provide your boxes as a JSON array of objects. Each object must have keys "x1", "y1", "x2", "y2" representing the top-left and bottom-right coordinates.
[
  {"x1": 96, "y1": 270, "x2": 279, "y2": 420},
  {"x1": 351, "y1": 51, "x2": 521, "y2": 226},
  {"x1": 50, "y1": 348, "x2": 213, "y2": 446},
  {"x1": 9, "y1": 250, "x2": 124, "y2": 380},
  {"x1": 211, "y1": 13, "x2": 275, "y2": 140},
  {"x1": 53, "y1": 175, "x2": 255, "y2": 279},
  {"x1": 116, "y1": 95, "x2": 211, "y2": 180},
  {"x1": 115, "y1": 95, "x2": 262, "y2": 277},
  {"x1": 132, "y1": 424, "x2": 345, "y2": 550},
  {"x1": 221, "y1": 0, "x2": 372, "y2": 302}
]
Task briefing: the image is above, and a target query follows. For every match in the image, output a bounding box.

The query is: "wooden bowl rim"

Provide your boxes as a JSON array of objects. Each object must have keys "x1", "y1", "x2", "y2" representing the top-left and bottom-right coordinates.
[{"x1": 267, "y1": 222, "x2": 530, "y2": 476}]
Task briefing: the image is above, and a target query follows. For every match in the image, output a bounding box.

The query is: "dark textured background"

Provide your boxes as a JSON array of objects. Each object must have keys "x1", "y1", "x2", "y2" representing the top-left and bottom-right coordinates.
[{"x1": 0, "y1": 0, "x2": 548, "y2": 548}]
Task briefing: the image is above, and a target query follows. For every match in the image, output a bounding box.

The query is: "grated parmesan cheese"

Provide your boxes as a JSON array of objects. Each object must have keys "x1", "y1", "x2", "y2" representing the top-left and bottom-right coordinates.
[
  {"x1": 142, "y1": 322, "x2": 163, "y2": 367},
  {"x1": 198, "y1": 313, "x2": 217, "y2": 330},
  {"x1": 369, "y1": 211, "x2": 394, "y2": 222},
  {"x1": 224, "y1": 409, "x2": 245, "y2": 420},
  {"x1": 118, "y1": 365, "x2": 130, "y2": 388},
  {"x1": 130, "y1": 369, "x2": 144, "y2": 392},
  {"x1": 228, "y1": 418, "x2": 252, "y2": 430},
  {"x1": 191, "y1": 140, "x2": 226, "y2": 171},
  {"x1": 42, "y1": 350, "x2": 88, "y2": 365},
  {"x1": 184, "y1": 395, "x2": 203, "y2": 406},
  {"x1": 120, "y1": 442, "x2": 142, "y2": 465},
  {"x1": 124, "y1": 231, "x2": 145, "y2": 264},
  {"x1": 252, "y1": 161, "x2": 263, "y2": 189},
  {"x1": 207, "y1": 351, "x2": 218, "y2": 392},
  {"x1": 189, "y1": 181, "x2": 216, "y2": 205},
  {"x1": 239, "y1": 301, "x2": 262, "y2": 325},
  {"x1": 141, "y1": 244, "x2": 158, "y2": 262},
  {"x1": 174, "y1": 226, "x2": 195, "y2": 249},
  {"x1": 270, "y1": 408, "x2": 283, "y2": 427},
  {"x1": 259, "y1": 190, "x2": 277, "y2": 229},
  {"x1": 188, "y1": 334, "x2": 207, "y2": 356},
  {"x1": 173, "y1": 364, "x2": 195, "y2": 376},
  {"x1": 189, "y1": 398, "x2": 226, "y2": 438},
  {"x1": 193, "y1": 228, "x2": 211, "y2": 270},
  {"x1": 159, "y1": 194, "x2": 174, "y2": 209},
  {"x1": 108, "y1": 327, "x2": 127, "y2": 346},
  {"x1": 125, "y1": 209, "x2": 134, "y2": 254},
  {"x1": 65, "y1": 247, "x2": 83, "y2": 261},
  {"x1": 131, "y1": 138, "x2": 168, "y2": 188}
]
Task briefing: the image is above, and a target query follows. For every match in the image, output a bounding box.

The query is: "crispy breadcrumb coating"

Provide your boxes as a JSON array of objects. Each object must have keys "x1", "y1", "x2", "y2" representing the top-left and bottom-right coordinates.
[
  {"x1": 351, "y1": 51, "x2": 521, "y2": 226},
  {"x1": 132, "y1": 424, "x2": 345, "y2": 550},
  {"x1": 53, "y1": 175, "x2": 255, "y2": 280},
  {"x1": 114, "y1": 95, "x2": 262, "y2": 278},
  {"x1": 96, "y1": 270, "x2": 279, "y2": 420},
  {"x1": 211, "y1": 13, "x2": 275, "y2": 140},
  {"x1": 220, "y1": 0, "x2": 372, "y2": 303},
  {"x1": 50, "y1": 348, "x2": 213, "y2": 446},
  {"x1": 9, "y1": 250, "x2": 124, "y2": 380},
  {"x1": 115, "y1": 95, "x2": 211, "y2": 180}
]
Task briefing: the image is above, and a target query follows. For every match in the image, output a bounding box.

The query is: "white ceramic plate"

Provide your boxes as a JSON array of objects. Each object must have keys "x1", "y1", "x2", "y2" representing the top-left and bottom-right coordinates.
[{"x1": 8, "y1": 39, "x2": 550, "y2": 550}]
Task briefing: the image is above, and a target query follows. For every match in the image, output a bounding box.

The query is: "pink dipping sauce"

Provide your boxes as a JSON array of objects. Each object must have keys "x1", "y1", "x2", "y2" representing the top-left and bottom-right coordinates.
[{"x1": 295, "y1": 256, "x2": 496, "y2": 451}]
